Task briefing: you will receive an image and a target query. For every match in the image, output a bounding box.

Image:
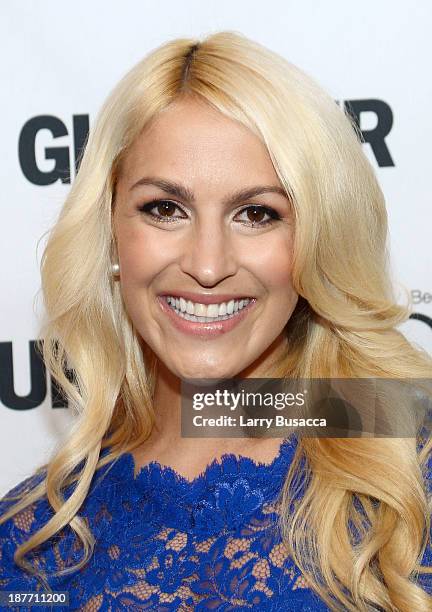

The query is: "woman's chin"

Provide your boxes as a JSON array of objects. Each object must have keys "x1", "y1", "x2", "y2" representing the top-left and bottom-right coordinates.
[{"x1": 175, "y1": 363, "x2": 242, "y2": 382}]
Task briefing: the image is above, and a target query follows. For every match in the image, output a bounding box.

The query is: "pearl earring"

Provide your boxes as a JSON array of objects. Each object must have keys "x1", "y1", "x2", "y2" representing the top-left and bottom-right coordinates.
[{"x1": 111, "y1": 262, "x2": 120, "y2": 276}]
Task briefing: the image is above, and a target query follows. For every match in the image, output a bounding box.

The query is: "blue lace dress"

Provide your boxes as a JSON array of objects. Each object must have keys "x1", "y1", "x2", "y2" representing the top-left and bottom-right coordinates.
[{"x1": 0, "y1": 437, "x2": 431, "y2": 611}]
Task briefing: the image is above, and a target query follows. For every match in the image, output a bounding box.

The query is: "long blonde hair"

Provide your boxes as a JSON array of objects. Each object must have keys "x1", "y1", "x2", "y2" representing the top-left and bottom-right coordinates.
[{"x1": 1, "y1": 30, "x2": 431, "y2": 611}]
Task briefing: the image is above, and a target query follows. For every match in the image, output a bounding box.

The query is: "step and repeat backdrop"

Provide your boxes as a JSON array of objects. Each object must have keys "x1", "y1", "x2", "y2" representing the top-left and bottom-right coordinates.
[{"x1": 1, "y1": 0, "x2": 431, "y2": 495}]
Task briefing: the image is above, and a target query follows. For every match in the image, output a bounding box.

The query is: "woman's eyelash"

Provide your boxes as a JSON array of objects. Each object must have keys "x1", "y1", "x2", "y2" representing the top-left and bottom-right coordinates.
[{"x1": 137, "y1": 199, "x2": 282, "y2": 228}]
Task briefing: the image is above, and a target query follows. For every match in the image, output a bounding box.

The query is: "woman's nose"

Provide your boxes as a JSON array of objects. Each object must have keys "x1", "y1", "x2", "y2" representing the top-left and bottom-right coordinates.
[{"x1": 178, "y1": 220, "x2": 237, "y2": 287}]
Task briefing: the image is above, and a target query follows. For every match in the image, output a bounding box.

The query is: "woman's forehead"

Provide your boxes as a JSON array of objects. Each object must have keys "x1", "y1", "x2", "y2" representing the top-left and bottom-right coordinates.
[{"x1": 118, "y1": 99, "x2": 279, "y2": 189}]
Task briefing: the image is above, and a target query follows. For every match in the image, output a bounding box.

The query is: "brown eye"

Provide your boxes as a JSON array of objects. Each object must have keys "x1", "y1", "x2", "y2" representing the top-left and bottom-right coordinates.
[
  {"x1": 235, "y1": 205, "x2": 281, "y2": 228},
  {"x1": 245, "y1": 207, "x2": 266, "y2": 224},
  {"x1": 156, "y1": 201, "x2": 177, "y2": 217},
  {"x1": 137, "y1": 199, "x2": 187, "y2": 223}
]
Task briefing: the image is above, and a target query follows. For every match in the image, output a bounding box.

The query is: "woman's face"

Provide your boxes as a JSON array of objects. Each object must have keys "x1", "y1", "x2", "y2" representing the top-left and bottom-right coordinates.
[{"x1": 113, "y1": 96, "x2": 298, "y2": 379}]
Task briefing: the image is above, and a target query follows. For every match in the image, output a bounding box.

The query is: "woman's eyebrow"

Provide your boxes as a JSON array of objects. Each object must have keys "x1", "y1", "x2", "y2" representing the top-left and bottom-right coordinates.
[{"x1": 129, "y1": 176, "x2": 290, "y2": 207}]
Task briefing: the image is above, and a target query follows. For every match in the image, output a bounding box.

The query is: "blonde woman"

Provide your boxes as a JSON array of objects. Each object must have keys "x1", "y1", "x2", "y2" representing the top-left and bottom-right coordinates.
[{"x1": 1, "y1": 31, "x2": 431, "y2": 611}]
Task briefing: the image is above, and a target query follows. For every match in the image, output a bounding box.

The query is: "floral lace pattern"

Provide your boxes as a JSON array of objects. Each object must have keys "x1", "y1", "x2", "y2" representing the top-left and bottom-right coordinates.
[{"x1": 1, "y1": 436, "x2": 431, "y2": 611}]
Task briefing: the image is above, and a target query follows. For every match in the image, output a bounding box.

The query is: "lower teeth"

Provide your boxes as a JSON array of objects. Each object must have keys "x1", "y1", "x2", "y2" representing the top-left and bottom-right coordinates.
[{"x1": 169, "y1": 304, "x2": 245, "y2": 322}]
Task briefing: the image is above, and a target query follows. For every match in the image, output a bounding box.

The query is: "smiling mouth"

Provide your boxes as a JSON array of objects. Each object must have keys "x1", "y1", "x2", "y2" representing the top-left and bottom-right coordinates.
[{"x1": 164, "y1": 295, "x2": 254, "y2": 322}]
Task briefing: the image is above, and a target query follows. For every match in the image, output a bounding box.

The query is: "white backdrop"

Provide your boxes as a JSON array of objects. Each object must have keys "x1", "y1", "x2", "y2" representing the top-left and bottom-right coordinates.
[{"x1": 1, "y1": 0, "x2": 431, "y2": 495}]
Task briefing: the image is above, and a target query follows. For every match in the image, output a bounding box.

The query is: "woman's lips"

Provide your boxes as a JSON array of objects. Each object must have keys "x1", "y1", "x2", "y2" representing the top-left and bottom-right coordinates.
[{"x1": 157, "y1": 296, "x2": 257, "y2": 337}]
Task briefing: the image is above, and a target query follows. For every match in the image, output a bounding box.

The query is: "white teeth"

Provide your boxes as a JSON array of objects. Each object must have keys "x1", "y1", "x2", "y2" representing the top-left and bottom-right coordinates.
[
  {"x1": 207, "y1": 303, "x2": 219, "y2": 317},
  {"x1": 165, "y1": 296, "x2": 252, "y2": 321},
  {"x1": 194, "y1": 302, "x2": 207, "y2": 317}
]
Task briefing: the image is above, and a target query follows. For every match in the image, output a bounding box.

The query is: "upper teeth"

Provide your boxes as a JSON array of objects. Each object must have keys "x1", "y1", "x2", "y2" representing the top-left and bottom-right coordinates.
[{"x1": 166, "y1": 296, "x2": 251, "y2": 318}]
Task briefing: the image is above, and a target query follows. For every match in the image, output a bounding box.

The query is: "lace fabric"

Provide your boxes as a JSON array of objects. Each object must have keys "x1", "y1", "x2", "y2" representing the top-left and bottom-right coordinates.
[{"x1": 0, "y1": 436, "x2": 431, "y2": 611}]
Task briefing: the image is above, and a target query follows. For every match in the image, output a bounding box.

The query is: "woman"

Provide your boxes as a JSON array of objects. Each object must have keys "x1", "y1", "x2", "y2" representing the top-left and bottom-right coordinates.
[{"x1": 1, "y1": 31, "x2": 431, "y2": 611}]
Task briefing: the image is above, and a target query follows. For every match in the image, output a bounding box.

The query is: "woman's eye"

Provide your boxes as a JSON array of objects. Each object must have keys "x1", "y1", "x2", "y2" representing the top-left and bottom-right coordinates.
[
  {"x1": 138, "y1": 200, "x2": 186, "y2": 223},
  {"x1": 235, "y1": 205, "x2": 281, "y2": 228},
  {"x1": 137, "y1": 200, "x2": 281, "y2": 228}
]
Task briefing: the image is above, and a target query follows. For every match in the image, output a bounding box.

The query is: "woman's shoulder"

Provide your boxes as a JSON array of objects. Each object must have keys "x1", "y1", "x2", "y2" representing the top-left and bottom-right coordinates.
[
  {"x1": 0, "y1": 470, "x2": 51, "y2": 592},
  {"x1": 0, "y1": 468, "x2": 48, "y2": 525},
  {"x1": 0, "y1": 453, "x2": 118, "y2": 550},
  {"x1": 417, "y1": 433, "x2": 432, "y2": 595}
]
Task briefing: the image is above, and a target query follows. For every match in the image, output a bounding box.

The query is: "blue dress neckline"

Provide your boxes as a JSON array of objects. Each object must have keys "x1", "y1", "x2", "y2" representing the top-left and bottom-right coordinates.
[
  {"x1": 0, "y1": 433, "x2": 338, "y2": 610},
  {"x1": 94, "y1": 436, "x2": 298, "y2": 534}
]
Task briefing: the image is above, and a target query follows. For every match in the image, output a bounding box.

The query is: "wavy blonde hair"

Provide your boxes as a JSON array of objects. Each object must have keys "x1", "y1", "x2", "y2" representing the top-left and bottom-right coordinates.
[{"x1": 1, "y1": 30, "x2": 432, "y2": 611}]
